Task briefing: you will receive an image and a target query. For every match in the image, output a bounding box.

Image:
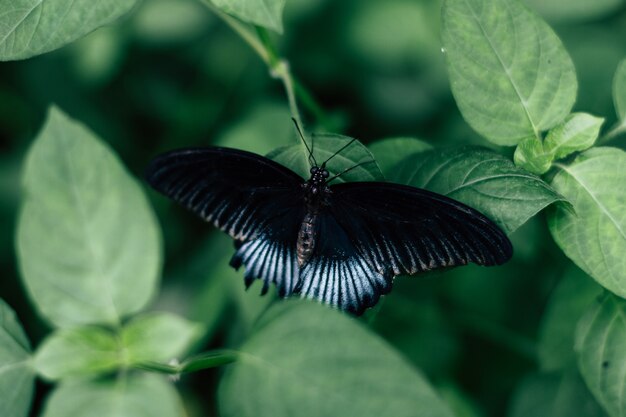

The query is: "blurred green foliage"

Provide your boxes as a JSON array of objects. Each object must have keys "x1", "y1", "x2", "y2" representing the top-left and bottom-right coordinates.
[{"x1": 1, "y1": 0, "x2": 626, "y2": 417}]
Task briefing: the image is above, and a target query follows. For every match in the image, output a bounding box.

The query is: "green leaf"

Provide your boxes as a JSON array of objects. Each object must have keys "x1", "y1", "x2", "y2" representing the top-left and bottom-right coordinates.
[
  {"x1": 34, "y1": 326, "x2": 120, "y2": 380},
  {"x1": 42, "y1": 374, "x2": 183, "y2": 417},
  {"x1": 514, "y1": 136, "x2": 553, "y2": 175},
  {"x1": 544, "y1": 113, "x2": 605, "y2": 160},
  {"x1": 0, "y1": 299, "x2": 34, "y2": 417},
  {"x1": 206, "y1": 0, "x2": 285, "y2": 33},
  {"x1": 268, "y1": 133, "x2": 384, "y2": 183},
  {"x1": 17, "y1": 106, "x2": 162, "y2": 327},
  {"x1": 614, "y1": 59, "x2": 626, "y2": 122},
  {"x1": 576, "y1": 294, "x2": 626, "y2": 417},
  {"x1": 442, "y1": 0, "x2": 577, "y2": 145},
  {"x1": 219, "y1": 300, "x2": 455, "y2": 417},
  {"x1": 548, "y1": 148, "x2": 626, "y2": 298},
  {"x1": 509, "y1": 370, "x2": 606, "y2": 417},
  {"x1": 390, "y1": 147, "x2": 564, "y2": 234},
  {"x1": 121, "y1": 312, "x2": 203, "y2": 364},
  {"x1": 367, "y1": 137, "x2": 432, "y2": 178},
  {"x1": 538, "y1": 267, "x2": 603, "y2": 371},
  {"x1": 0, "y1": 0, "x2": 140, "y2": 61}
]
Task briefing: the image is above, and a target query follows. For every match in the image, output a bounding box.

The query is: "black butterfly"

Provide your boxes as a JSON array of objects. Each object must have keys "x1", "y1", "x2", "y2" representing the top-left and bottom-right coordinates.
[{"x1": 145, "y1": 137, "x2": 512, "y2": 315}]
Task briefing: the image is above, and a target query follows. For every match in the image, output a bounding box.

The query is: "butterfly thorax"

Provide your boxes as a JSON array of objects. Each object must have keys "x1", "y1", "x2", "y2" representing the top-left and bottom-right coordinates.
[{"x1": 297, "y1": 167, "x2": 331, "y2": 266}]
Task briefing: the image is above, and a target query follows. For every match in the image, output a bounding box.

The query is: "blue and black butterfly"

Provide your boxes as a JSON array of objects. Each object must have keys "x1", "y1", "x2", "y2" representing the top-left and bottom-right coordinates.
[{"x1": 145, "y1": 131, "x2": 512, "y2": 315}]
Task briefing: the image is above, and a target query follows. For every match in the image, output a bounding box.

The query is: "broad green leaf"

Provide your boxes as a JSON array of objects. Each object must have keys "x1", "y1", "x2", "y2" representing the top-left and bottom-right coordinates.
[
  {"x1": 219, "y1": 301, "x2": 455, "y2": 417},
  {"x1": 17, "y1": 106, "x2": 162, "y2": 327},
  {"x1": 268, "y1": 133, "x2": 384, "y2": 183},
  {"x1": 0, "y1": 0, "x2": 139, "y2": 61},
  {"x1": 391, "y1": 147, "x2": 564, "y2": 234},
  {"x1": 509, "y1": 370, "x2": 606, "y2": 417},
  {"x1": 614, "y1": 59, "x2": 626, "y2": 122},
  {"x1": 0, "y1": 299, "x2": 34, "y2": 417},
  {"x1": 576, "y1": 294, "x2": 626, "y2": 417},
  {"x1": 34, "y1": 326, "x2": 119, "y2": 380},
  {"x1": 514, "y1": 136, "x2": 553, "y2": 175},
  {"x1": 204, "y1": 0, "x2": 285, "y2": 33},
  {"x1": 121, "y1": 312, "x2": 203, "y2": 364},
  {"x1": 538, "y1": 267, "x2": 603, "y2": 371},
  {"x1": 42, "y1": 373, "x2": 183, "y2": 417},
  {"x1": 524, "y1": 0, "x2": 622, "y2": 22},
  {"x1": 544, "y1": 113, "x2": 604, "y2": 160},
  {"x1": 368, "y1": 137, "x2": 432, "y2": 178},
  {"x1": 548, "y1": 148, "x2": 626, "y2": 298},
  {"x1": 442, "y1": 0, "x2": 577, "y2": 145}
]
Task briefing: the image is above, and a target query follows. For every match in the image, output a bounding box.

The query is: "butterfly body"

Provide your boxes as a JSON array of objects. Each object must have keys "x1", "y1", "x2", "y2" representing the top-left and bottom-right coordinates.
[
  {"x1": 297, "y1": 166, "x2": 331, "y2": 266},
  {"x1": 146, "y1": 146, "x2": 513, "y2": 315}
]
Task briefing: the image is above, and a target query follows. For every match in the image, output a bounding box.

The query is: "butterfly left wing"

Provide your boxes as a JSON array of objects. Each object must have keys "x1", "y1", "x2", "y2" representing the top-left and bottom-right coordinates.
[
  {"x1": 145, "y1": 147, "x2": 305, "y2": 296},
  {"x1": 296, "y1": 182, "x2": 512, "y2": 314}
]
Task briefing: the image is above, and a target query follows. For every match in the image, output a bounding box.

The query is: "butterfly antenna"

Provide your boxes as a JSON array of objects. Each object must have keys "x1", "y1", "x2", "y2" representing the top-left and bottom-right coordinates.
[
  {"x1": 325, "y1": 159, "x2": 377, "y2": 183},
  {"x1": 321, "y1": 137, "x2": 358, "y2": 168},
  {"x1": 291, "y1": 118, "x2": 317, "y2": 167}
]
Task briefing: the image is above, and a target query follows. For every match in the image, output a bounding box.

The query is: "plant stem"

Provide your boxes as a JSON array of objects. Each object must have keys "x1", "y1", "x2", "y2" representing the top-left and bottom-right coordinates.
[
  {"x1": 597, "y1": 119, "x2": 626, "y2": 145},
  {"x1": 202, "y1": 3, "x2": 332, "y2": 131},
  {"x1": 133, "y1": 349, "x2": 239, "y2": 375}
]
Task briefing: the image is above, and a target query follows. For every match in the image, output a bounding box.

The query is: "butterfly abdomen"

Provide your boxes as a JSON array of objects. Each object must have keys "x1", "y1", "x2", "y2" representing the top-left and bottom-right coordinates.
[{"x1": 297, "y1": 211, "x2": 317, "y2": 266}]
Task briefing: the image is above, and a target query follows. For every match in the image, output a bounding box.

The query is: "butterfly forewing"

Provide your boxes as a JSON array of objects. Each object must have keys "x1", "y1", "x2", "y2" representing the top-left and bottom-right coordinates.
[{"x1": 329, "y1": 182, "x2": 512, "y2": 277}]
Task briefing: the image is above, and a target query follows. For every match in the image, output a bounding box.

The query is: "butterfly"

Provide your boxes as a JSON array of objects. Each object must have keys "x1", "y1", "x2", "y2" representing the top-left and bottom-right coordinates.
[{"x1": 145, "y1": 133, "x2": 513, "y2": 315}]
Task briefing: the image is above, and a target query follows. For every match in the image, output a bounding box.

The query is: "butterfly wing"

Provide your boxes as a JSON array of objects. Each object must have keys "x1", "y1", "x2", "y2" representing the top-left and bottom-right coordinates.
[
  {"x1": 296, "y1": 182, "x2": 512, "y2": 314},
  {"x1": 145, "y1": 147, "x2": 305, "y2": 295}
]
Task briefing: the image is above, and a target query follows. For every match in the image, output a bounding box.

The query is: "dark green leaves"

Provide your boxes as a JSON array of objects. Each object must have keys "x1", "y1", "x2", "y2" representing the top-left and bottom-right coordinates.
[
  {"x1": 41, "y1": 374, "x2": 183, "y2": 417},
  {"x1": 0, "y1": 299, "x2": 34, "y2": 417},
  {"x1": 219, "y1": 301, "x2": 454, "y2": 417},
  {"x1": 391, "y1": 147, "x2": 563, "y2": 234},
  {"x1": 576, "y1": 294, "x2": 626, "y2": 417},
  {"x1": 204, "y1": 0, "x2": 286, "y2": 33},
  {"x1": 614, "y1": 59, "x2": 626, "y2": 123},
  {"x1": 442, "y1": 0, "x2": 577, "y2": 145},
  {"x1": 548, "y1": 148, "x2": 626, "y2": 298},
  {"x1": 268, "y1": 133, "x2": 383, "y2": 183},
  {"x1": 17, "y1": 107, "x2": 162, "y2": 327},
  {"x1": 0, "y1": 0, "x2": 139, "y2": 61},
  {"x1": 368, "y1": 137, "x2": 432, "y2": 178}
]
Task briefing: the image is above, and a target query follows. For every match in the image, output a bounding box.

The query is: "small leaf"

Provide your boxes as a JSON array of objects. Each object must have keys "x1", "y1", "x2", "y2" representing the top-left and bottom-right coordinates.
[
  {"x1": 544, "y1": 113, "x2": 604, "y2": 160},
  {"x1": 0, "y1": 299, "x2": 34, "y2": 417},
  {"x1": 34, "y1": 326, "x2": 120, "y2": 380},
  {"x1": 576, "y1": 294, "x2": 626, "y2": 417},
  {"x1": 42, "y1": 373, "x2": 183, "y2": 417},
  {"x1": 367, "y1": 137, "x2": 432, "y2": 178},
  {"x1": 509, "y1": 370, "x2": 606, "y2": 417},
  {"x1": 614, "y1": 59, "x2": 626, "y2": 122},
  {"x1": 548, "y1": 147, "x2": 626, "y2": 298},
  {"x1": 442, "y1": 0, "x2": 577, "y2": 145},
  {"x1": 0, "y1": 0, "x2": 140, "y2": 61},
  {"x1": 17, "y1": 106, "x2": 162, "y2": 327},
  {"x1": 391, "y1": 147, "x2": 565, "y2": 234},
  {"x1": 219, "y1": 300, "x2": 455, "y2": 417},
  {"x1": 538, "y1": 266, "x2": 603, "y2": 371},
  {"x1": 268, "y1": 133, "x2": 384, "y2": 183},
  {"x1": 121, "y1": 312, "x2": 203, "y2": 364},
  {"x1": 514, "y1": 136, "x2": 553, "y2": 175},
  {"x1": 204, "y1": 0, "x2": 286, "y2": 33}
]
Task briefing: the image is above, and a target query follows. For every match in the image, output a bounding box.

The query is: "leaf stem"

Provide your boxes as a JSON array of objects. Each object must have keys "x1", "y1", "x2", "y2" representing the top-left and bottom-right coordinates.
[
  {"x1": 132, "y1": 349, "x2": 239, "y2": 375},
  {"x1": 597, "y1": 119, "x2": 626, "y2": 145},
  {"x1": 202, "y1": 3, "x2": 333, "y2": 131}
]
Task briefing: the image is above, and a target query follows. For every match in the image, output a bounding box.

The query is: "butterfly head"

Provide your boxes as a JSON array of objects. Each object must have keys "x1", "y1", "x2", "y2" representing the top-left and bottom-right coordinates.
[{"x1": 309, "y1": 166, "x2": 329, "y2": 185}]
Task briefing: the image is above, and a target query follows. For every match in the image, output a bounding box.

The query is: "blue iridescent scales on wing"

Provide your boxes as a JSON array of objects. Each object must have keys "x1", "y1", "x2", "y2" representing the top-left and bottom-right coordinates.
[{"x1": 145, "y1": 146, "x2": 512, "y2": 315}]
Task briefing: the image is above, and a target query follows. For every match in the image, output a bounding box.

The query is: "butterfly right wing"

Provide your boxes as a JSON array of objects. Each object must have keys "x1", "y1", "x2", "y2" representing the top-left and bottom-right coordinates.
[{"x1": 146, "y1": 147, "x2": 306, "y2": 296}]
